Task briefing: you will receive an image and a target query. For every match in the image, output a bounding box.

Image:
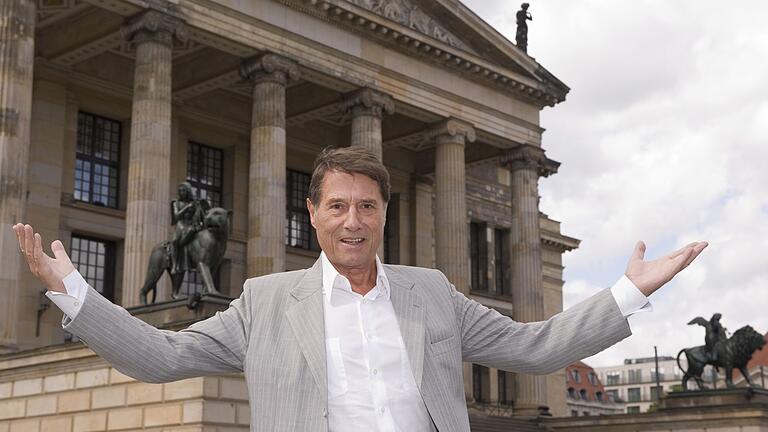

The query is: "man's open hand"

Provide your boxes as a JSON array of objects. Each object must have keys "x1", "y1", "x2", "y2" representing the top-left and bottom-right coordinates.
[
  {"x1": 12, "y1": 224, "x2": 75, "y2": 293},
  {"x1": 625, "y1": 240, "x2": 708, "y2": 297}
]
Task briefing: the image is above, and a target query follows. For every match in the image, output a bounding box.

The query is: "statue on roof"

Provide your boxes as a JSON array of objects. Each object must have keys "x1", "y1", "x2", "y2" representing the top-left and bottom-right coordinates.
[{"x1": 515, "y1": 3, "x2": 532, "y2": 53}]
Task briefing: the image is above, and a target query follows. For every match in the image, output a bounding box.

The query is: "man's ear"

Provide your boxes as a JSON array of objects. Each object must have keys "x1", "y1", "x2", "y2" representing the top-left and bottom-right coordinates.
[{"x1": 307, "y1": 198, "x2": 316, "y2": 228}]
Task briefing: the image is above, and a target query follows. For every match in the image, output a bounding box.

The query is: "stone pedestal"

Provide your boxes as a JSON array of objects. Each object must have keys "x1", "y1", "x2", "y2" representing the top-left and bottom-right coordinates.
[
  {"x1": 0, "y1": 0, "x2": 35, "y2": 351},
  {"x1": 502, "y1": 144, "x2": 559, "y2": 416},
  {"x1": 240, "y1": 53, "x2": 299, "y2": 277},
  {"x1": 121, "y1": 11, "x2": 187, "y2": 307},
  {"x1": 339, "y1": 88, "x2": 394, "y2": 160}
]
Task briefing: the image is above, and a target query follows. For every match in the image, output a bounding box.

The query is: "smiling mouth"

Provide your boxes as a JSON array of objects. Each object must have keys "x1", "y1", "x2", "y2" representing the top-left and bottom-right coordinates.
[{"x1": 340, "y1": 238, "x2": 365, "y2": 245}]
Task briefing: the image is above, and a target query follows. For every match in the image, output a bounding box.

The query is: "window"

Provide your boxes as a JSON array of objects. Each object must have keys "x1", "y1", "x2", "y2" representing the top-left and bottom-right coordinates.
[
  {"x1": 469, "y1": 222, "x2": 487, "y2": 291},
  {"x1": 472, "y1": 364, "x2": 488, "y2": 402},
  {"x1": 606, "y1": 371, "x2": 621, "y2": 385},
  {"x1": 651, "y1": 367, "x2": 665, "y2": 382},
  {"x1": 579, "y1": 389, "x2": 588, "y2": 400},
  {"x1": 70, "y1": 235, "x2": 115, "y2": 302},
  {"x1": 588, "y1": 372, "x2": 598, "y2": 385},
  {"x1": 187, "y1": 142, "x2": 223, "y2": 207},
  {"x1": 75, "y1": 112, "x2": 120, "y2": 208},
  {"x1": 498, "y1": 371, "x2": 513, "y2": 405},
  {"x1": 650, "y1": 385, "x2": 663, "y2": 401},
  {"x1": 627, "y1": 406, "x2": 640, "y2": 414},
  {"x1": 570, "y1": 410, "x2": 578, "y2": 417},
  {"x1": 493, "y1": 228, "x2": 510, "y2": 295},
  {"x1": 606, "y1": 389, "x2": 620, "y2": 402},
  {"x1": 286, "y1": 170, "x2": 317, "y2": 250},
  {"x1": 582, "y1": 411, "x2": 590, "y2": 417},
  {"x1": 628, "y1": 368, "x2": 643, "y2": 384},
  {"x1": 595, "y1": 391, "x2": 604, "y2": 402},
  {"x1": 567, "y1": 387, "x2": 576, "y2": 398},
  {"x1": 572, "y1": 370, "x2": 581, "y2": 383},
  {"x1": 627, "y1": 387, "x2": 641, "y2": 402}
]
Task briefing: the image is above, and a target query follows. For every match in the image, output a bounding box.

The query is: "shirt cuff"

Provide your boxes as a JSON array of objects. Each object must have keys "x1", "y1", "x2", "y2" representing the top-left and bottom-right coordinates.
[
  {"x1": 610, "y1": 275, "x2": 653, "y2": 317},
  {"x1": 45, "y1": 270, "x2": 89, "y2": 320}
]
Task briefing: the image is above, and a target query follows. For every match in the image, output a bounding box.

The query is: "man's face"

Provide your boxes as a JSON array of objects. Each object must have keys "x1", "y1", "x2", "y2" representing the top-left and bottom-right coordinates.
[{"x1": 308, "y1": 171, "x2": 386, "y2": 272}]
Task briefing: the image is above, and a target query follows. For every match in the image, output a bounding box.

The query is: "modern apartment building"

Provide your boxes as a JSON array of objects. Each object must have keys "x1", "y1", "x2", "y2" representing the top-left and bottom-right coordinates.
[{"x1": 594, "y1": 356, "x2": 716, "y2": 413}]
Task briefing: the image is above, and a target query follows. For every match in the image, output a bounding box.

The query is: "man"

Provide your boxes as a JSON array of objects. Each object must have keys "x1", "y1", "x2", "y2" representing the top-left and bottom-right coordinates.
[{"x1": 13, "y1": 146, "x2": 707, "y2": 431}]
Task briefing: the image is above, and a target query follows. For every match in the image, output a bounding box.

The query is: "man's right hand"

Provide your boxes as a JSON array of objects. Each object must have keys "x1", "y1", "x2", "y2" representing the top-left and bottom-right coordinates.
[{"x1": 12, "y1": 224, "x2": 75, "y2": 294}]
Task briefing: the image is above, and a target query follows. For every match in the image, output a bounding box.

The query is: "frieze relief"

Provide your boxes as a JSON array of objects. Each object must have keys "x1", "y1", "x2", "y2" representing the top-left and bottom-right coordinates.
[{"x1": 346, "y1": 0, "x2": 472, "y2": 52}]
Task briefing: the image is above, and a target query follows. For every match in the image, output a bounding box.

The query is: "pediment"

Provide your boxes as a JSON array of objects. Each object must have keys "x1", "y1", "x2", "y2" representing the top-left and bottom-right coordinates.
[
  {"x1": 345, "y1": 0, "x2": 475, "y2": 54},
  {"x1": 340, "y1": 0, "x2": 569, "y2": 102}
]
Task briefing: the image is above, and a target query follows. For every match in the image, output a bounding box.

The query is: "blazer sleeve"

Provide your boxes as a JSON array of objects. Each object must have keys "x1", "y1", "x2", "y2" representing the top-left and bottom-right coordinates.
[
  {"x1": 63, "y1": 284, "x2": 251, "y2": 383},
  {"x1": 439, "y1": 272, "x2": 632, "y2": 374}
]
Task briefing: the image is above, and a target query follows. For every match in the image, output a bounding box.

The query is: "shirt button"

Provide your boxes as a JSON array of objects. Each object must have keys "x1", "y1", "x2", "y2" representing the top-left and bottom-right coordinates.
[
  {"x1": 322, "y1": 408, "x2": 328, "y2": 418},
  {"x1": 73, "y1": 301, "x2": 79, "y2": 307},
  {"x1": 372, "y1": 369, "x2": 378, "y2": 376},
  {"x1": 378, "y1": 407, "x2": 386, "y2": 414}
]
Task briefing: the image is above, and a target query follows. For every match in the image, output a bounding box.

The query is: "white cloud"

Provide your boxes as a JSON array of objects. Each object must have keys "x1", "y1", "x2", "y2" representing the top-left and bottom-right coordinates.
[{"x1": 462, "y1": 0, "x2": 768, "y2": 366}]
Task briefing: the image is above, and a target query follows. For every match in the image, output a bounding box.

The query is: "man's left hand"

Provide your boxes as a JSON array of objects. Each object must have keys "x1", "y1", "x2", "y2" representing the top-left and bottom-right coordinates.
[{"x1": 625, "y1": 240, "x2": 708, "y2": 297}]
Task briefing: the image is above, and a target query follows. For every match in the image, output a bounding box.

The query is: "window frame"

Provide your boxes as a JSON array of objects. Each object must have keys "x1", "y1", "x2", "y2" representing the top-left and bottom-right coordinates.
[
  {"x1": 69, "y1": 234, "x2": 116, "y2": 302},
  {"x1": 286, "y1": 169, "x2": 318, "y2": 251},
  {"x1": 75, "y1": 111, "x2": 121, "y2": 209},
  {"x1": 186, "y1": 141, "x2": 224, "y2": 208}
]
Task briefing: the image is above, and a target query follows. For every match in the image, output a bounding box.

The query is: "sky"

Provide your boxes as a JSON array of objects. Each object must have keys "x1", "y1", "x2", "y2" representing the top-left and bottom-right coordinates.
[{"x1": 461, "y1": 0, "x2": 768, "y2": 367}]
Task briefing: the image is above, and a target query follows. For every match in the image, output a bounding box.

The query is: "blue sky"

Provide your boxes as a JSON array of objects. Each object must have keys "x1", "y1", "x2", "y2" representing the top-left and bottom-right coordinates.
[{"x1": 462, "y1": 0, "x2": 768, "y2": 366}]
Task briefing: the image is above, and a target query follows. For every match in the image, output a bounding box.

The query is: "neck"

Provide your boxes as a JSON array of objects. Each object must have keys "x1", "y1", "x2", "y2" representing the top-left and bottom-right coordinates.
[{"x1": 336, "y1": 261, "x2": 378, "y2": 296}]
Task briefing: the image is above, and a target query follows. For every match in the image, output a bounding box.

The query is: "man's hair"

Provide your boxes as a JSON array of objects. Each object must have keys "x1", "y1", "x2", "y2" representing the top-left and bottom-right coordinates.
[{"x1": 309, "y1": 146, "x2": 391, "y2": 205}]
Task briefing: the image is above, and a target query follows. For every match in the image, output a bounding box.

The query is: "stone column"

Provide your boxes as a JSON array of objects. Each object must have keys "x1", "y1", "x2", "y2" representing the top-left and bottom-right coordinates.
[
  {"x1": 339, "y1": 88, "x2": 394, "y2": 161},
  {"x1": 239, "y1": 53, "x2": 299, "y2": 277},
  {"x1": 121, "y1": 11, "x2": 187, "y2": 307},
  {"x1": 427, "y1": 119, "x2": 475, "y2": 294},
  {"x1": 427, "y1": 119, "x2": 475, "y2": 401},
  {"x1": 0, "y1": 0, "x2": 35, "y2": 350},
  {"x1": 502, "y1": 144, "x2": 559, "y2": 416}
]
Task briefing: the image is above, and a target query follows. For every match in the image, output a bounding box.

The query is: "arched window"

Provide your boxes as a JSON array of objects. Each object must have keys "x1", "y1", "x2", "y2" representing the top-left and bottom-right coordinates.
[
  {"x1": 567, "y1": 387, "x2": 576, "y2": 398},
  {"x1": 579, "y1": 389, "x2": 588, "y2": 400},
  {"x1": 596, "y1": 391, "x2": 604, "y2": 402}
]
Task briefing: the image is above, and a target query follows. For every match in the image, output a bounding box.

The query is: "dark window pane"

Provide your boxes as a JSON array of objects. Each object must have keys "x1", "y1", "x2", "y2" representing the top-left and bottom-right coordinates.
[
  {"x1": 70, "y1": 235, "x2": 115, "y2": 302},
  {"x1": 186, "y1": 142, "x2": 223, "y2": 208},
  {"x1": 285, "y1": 170, "x2": 317, "y2": 251},
  {"x1": 75, "y1": 112, "x2": 121, "y2": 208}
]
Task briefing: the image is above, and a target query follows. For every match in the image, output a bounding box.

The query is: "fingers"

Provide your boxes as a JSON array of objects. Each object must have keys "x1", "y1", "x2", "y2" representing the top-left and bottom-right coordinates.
[
  {"x1": 681, "y1": 242, "x2": 708, "y2": 269},
  {"x1": 24, "y1": 225, "x2": 36, "y2": 272},
  {"x1": 51, "y1": 240, "x2": 72, "y2": 264},
  {"x1": 631, "y1": 241, "x2": 646, "y2": 261},
  {"x1": 13, "y1": 223, "x2": 24, "y2": 254},
  {"x1": 667, "y1": 241, "x2": 699, "y2": 259},
  {"x1": 34, "y1": 232, "x2": 44, "y2": 270}
]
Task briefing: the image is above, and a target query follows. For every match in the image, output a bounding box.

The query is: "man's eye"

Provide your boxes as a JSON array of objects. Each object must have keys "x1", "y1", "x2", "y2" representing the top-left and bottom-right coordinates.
[{"x1": 330, "y1": 204, "x2": 343, "y2": 210}]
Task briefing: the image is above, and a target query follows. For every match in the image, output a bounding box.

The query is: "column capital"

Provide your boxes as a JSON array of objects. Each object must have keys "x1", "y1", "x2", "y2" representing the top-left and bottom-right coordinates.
[
  {"x1": 122, "y1": 10, "x2": 188, "y2": 47},
  {"x1": 501, "y1": 144, "x2": 560, "y2": 177},
  {"x1": 424, "y1": 118, "x2": 476, "y2": 146},
  {"x1": 338, "y1": 87, "x2": 395, "y2": 119},
  {"x1": 239, "y1": 53, "x2": 300, "y2": 86}
]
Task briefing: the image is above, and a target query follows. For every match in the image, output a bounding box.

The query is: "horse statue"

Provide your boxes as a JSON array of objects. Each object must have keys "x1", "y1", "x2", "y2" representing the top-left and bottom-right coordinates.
[
  {"x1": 677, "y1": 323, "x2": 765, "y2": 389},
  {"x1": 139, "y1": 207, "x2": 231, "y2": 305}
]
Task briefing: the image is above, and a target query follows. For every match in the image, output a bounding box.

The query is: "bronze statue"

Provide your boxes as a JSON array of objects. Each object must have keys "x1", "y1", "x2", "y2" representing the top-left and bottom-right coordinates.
[
  {"x1": 677, "y1": 314, "x2": 765, "y2": 389},
  {"x1": 139, "y1": 184, "x2": 231, "y2": 304},
  {"x1": 171, "y1": 182, "x2": 210, "y2": 275},
  {"x1": 515, "y1": 3, "x2": 532, "y2": 53}
]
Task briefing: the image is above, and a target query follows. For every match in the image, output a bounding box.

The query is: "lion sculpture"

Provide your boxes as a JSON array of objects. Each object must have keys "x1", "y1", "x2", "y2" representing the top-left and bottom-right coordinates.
[
  {"x1": 139, "y1": 207, "x2": 231, "y2": 305},
  {"x1": 677, "y1": 325, "x2": 765, "y2": 389}
]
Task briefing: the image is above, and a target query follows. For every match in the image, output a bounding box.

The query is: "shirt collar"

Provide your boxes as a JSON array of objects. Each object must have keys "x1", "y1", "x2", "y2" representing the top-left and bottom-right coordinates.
[{"x1": 320, "y1": 251, "x2": 390, "y2": 303}]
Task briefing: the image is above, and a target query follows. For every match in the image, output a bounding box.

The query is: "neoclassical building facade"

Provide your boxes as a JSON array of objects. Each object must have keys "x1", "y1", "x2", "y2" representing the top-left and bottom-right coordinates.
[{"x1": 0, "y1": 0, "x2": 579, "y2": 426}]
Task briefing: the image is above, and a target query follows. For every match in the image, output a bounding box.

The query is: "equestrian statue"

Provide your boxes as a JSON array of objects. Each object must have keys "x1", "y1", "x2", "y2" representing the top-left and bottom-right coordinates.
[
  {"x1": 139, "y1": 182, "x2": 231, "y2": 305},
  {"x1": 677, "y1": 313, "x2": 765, "y2": 389}
]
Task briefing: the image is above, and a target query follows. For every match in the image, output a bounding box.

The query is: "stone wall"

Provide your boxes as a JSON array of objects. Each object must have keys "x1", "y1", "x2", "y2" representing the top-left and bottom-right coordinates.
[{"x1": 0, "y1": 344, "x2": 249, "y2": 432}]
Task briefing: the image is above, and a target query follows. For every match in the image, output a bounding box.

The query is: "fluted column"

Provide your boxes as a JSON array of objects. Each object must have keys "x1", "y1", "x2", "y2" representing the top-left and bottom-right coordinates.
[
  {"x1": 339, "y1": 88, "x2": 394, "y2": 160},
  {"x1": 121, "y1": 11, "x2": 187, "y2": 307},
  {"x1": 428, "y1": 119, "x2": 475, "y2": 400},
  {"x1": 502, "y1": 144, "x2": 559, "y2": 416},
  {"x1": 0, "y1": 0, "x2": 35, "y2": 350},
  {"x1": 240, "y1": 53, "x2": 299, "y2": 277}
]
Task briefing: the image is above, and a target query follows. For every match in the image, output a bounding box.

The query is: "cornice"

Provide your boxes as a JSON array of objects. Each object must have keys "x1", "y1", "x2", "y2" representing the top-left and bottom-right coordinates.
[
  {"x1": 501, "y1": 144, "x2": 560, "y2": 177},
  {"x1": 274, "y1": 0, "x2": 564, "y2": 107},
  {"x1": 339, "y1": 87, "x2": 395, "y2": 118}
]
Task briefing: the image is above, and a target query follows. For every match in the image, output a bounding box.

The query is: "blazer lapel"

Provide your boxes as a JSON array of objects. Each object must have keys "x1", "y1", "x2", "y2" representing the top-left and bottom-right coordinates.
[
  {"x1": 286, "y1": 259, "x2": 327, "y2": 405},
  {"x1": 388, "y1": 266, "x2": 426, "y2": 389}
]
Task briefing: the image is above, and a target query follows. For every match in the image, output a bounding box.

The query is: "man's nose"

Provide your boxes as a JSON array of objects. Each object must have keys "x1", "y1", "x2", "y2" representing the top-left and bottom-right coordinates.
[{"x1": 343, "y1": 206, "x2": 362, "y2": 231}]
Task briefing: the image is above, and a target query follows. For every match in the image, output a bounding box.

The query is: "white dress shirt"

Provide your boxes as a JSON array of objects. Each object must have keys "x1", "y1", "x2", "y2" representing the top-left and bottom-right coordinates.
[
  {"x1": 50, "y1": 257, "x2": 651, "y2": 432},
  {"x1": 320, "y1": 252, "x2": 433, "y2": 432}
]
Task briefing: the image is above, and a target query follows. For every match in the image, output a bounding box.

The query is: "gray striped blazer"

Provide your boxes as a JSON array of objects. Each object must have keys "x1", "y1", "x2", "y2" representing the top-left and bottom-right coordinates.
[{"x1": 64, "y1": 258, "x2": 631, "y2": 431}]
